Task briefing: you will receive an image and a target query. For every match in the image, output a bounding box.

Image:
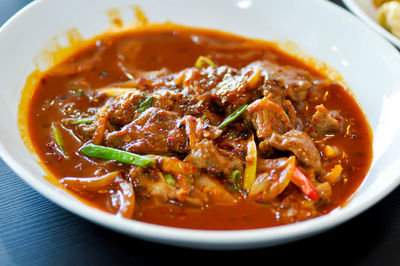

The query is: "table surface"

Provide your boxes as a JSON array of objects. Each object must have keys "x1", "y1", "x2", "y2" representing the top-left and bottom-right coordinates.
[{"x1": 1, "y1": 0, "x2": 400, "y2": 265}]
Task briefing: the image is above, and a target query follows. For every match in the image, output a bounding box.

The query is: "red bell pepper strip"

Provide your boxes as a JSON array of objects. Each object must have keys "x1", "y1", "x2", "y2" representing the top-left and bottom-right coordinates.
[{"x1": 292, "y1": 167, "x2": 319, "y2": 201}]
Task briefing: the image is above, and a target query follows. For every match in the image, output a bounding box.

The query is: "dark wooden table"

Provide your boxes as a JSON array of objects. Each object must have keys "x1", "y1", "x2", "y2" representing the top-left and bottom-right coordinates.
[{"x1": 1, "y1": 1, "x2": 399, "y2": 265}]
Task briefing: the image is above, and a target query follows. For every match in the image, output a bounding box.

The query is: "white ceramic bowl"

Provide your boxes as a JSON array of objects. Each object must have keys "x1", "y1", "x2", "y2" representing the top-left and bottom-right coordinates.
[
  {"x1": 1, "y1": 0, "x2": 400, "y2": 250},
  {"x1": 343, "y1": 0, "x2": 400, "y2": 48}
]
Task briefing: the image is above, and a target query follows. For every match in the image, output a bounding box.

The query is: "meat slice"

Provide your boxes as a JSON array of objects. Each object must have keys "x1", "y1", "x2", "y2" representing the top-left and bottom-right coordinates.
[
  {"x1": 269, "y1": 65, "x2": 314, "y2": 102},
  {"x1": 180, "y1": 115, "x2": 223, "y2": 149},
  {"x1": 214, "y1": 64, "x2": 262, "y2": 109},
  {"x1": 247, "y1": 60, "x2": 314, "y2": 102},
  {"x1": 284, "y1": 76, "x2": 313, "y2": 102},
  {"x1": 177, "y1": 65, "x2": 232, "y2": 94},
  {"x1": 247, "y1": 97, "x2": 295, "y2": 139},
  {"x1": 249, "y1": 156, "x2": 296, "y2": 202},
  {"x1": 307, "y1": 104, "x2": 341, "y2": 138},
  {"x1": 105, "y1": 107, "x2": 188, "y2": 154},
  {"x1": 269, "y1": 130, "x2": 322, "y2": 173},
  {"x1": 104, "y1": 89, "x2": 183, "y2": 127},
  {"x1": 185, "y1": 139, "x2": 243, "y2": 176},
  {"x1": 130, "y1": 165, "x2": 209, "y2": 207},
  {"x1": 107, "y1": 91, "x2": 142, "y2": 126}
]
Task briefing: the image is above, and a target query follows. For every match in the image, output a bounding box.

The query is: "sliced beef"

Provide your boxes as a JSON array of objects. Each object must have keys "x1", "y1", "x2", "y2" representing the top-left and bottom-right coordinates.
[
  {"x1": 180, "y1": 115, "x2": 223, "y2": 149},
  {"x1": 269, "y1": 129, "x2": 322, "y2": 173},
  {"x1": 307, "y1": 104, "x2": 341, "y2": 138},
  {"x1": 285, "y1": 78, "x2": 313, "y2": 102},
  {"x1": 177, "y1": 65, "x2": 232, "y2": 94},
  {"x1": 106, "y1": 89, "x2": 183, "y2": 127},
  {"x1": 185, "y1": 139, "x2": 243, "y2": 176},
  {"x1": 107, "y1": 91, "x2": 142, "y2": 126},
  {"x1": 247, "y1": 97, "x2": 295, "y2": 139},
  {"x1": 130, "y1": 165, "x2": 209, "y2": 207},
  {"x1": 214, "y1": 64, "x2": 262, "y2": 109},
  {"x1": 105, "y1": 107, "x2": 188, "y2": 154},
  {"x1": 247, "y1": 60, "x2": 314, "y2": 102},
  {"x1": 105, "y1": 106, "x2": 224, "y2": 156},
  {"x1": 270, "y1": 65, "x2": 314, "y2": 102}
]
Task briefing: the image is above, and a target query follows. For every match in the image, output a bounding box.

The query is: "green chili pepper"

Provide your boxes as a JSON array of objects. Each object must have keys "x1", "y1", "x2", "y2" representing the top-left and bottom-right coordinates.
[
  {"x1": 71, "y1": 117, "x2": 94, "y2": 125},
  {"x1": 79, "y1": 144, "x2": 155, "y2": 168},
  {"x1": 231, "y1": 170, "x2": 241, "y2": 183},
  {"x1": 71, "y1": 89, "x2": 85, "y2": 96},
  {"x1": 137, "y1": 96, "x2": 154, "y2": 113},
  {"x1": 164, "y1": 173, "x2": 176, "y2": 186},
  {"x1": 51, "y1": 123, "x2": 68, "y2": 158},
  {"x1": 218, "y1": 104, "x2": 248, "y2": 129}
]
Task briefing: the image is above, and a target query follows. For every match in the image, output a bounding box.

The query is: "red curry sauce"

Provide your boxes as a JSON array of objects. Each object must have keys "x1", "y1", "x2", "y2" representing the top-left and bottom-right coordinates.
[{"x1": 26, "y1": 26, "x2": 372, "y2": 230}]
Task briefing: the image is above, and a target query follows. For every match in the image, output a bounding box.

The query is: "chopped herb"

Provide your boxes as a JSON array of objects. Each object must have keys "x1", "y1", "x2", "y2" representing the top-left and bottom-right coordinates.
[
  {"x1": 51, "y1": 123, "x2": 68, "y2": 158},
  {"x1": 71, "y1": 89, "x2": 85, "y2": 96},
  {"x1": 231, "y1": 170, "x2": 241, "y2": 183},
  {"x1": 164, "y1": 173, "x2": 176, "y2": 186},
  {"x1": 201, "y1": 114, "x2": 207, "y2": 120},
  {"x1": 195, "y1": 56, "x2": 216, "y2": 68},
  {"x1": 79, "y1": 144, "x2": 155, "y2": 168},
  {"x1": 137, "y1": 96, "x2": 154, "y2": 113},
  {"x1": 218, "y1": 104, "x2": 248, "y2": 129},
  {"x1": 228, "y1": 185, "x2": 240, "y2": 192},
  {"x1": 230, "y1": 170, "x2": 242, "y2": 191},
  {"x1": 71, "y1": 117, "x2": 94, "y2": 125},
  {"x1": 62, "y1": 117, "x2": 94, "y2": 125}
]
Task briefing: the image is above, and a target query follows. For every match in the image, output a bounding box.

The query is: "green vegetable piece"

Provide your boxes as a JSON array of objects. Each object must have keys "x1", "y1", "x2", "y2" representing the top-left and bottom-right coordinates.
[
  {"x1": 230, "y1": 170, "x2": 242, "y2": 191},
  {"x1": 71, "y1": 117, "x2": 93, "y2": 125},
  {"x1": 137, "y1": 96, "x2": 154, "y2": 113},
  {"x1": 164, "y1": 173, "x2": 176, "y2": 186},
  {"x1": 231, "y1": 170, "x2": 241, "y2": 183},
  {"x1": 71, "y1": 89, "x2": 85, "y2": 96},
  {"x1": 51, "y1": 123, "x2": 68, "y2": 158},
  {"x1": 79, "y1": 144, "x2": 155, "y2": 168},
  {"x1": 194, "y1": 56, "x2": 216, "y2": 68},
  {"x1": 218, "y1": 104, "x2": 248, "y2": 129}
]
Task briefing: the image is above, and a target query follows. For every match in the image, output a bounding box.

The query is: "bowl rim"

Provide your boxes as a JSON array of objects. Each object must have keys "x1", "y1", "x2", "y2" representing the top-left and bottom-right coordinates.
[{"x1": 1, "y1": 0, "x2": 400, "y2": 249}]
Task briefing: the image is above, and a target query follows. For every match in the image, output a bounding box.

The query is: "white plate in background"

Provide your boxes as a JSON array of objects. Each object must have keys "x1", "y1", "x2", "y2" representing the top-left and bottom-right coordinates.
[{"x1": 343, "y1": 0, "x2": 400, "y2": 48}]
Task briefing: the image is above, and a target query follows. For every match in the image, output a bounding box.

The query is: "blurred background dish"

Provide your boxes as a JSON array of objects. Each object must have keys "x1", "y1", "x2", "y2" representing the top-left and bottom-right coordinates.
[{"x1": 343, "y1": 0, "x2": 400, "y2": 48}]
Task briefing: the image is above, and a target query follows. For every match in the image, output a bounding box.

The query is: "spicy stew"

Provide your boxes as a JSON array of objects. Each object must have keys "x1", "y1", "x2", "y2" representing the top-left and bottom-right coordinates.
[{"x1": 26, "y1": 26, "x2": 372, "y2": 230}]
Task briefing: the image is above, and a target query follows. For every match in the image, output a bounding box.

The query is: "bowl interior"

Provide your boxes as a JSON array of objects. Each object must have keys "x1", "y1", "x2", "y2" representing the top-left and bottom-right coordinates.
[{"x1": 1, "y1": 0, "x2": 400, "y2": 249}]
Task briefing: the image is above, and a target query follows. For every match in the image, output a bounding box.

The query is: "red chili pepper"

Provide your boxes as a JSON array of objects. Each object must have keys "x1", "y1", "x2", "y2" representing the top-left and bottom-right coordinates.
[{"x1": 292, "y1": 167, "x2": 319, "y2": 201}]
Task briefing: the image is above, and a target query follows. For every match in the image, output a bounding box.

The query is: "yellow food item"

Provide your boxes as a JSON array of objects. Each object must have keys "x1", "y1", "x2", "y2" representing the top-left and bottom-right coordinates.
[
  {"x1": 325, "y1": 164, "x2": 343, "y2": 184},
  {"x1": 243, "y1": 135, "x2": 257, "y2": 190},
  {"x1": 323, "y1": 145, "x2": 338, "y2": 158},
  {"x1": 378, "y1": 1, "x2": 400, "y2": 38}
]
